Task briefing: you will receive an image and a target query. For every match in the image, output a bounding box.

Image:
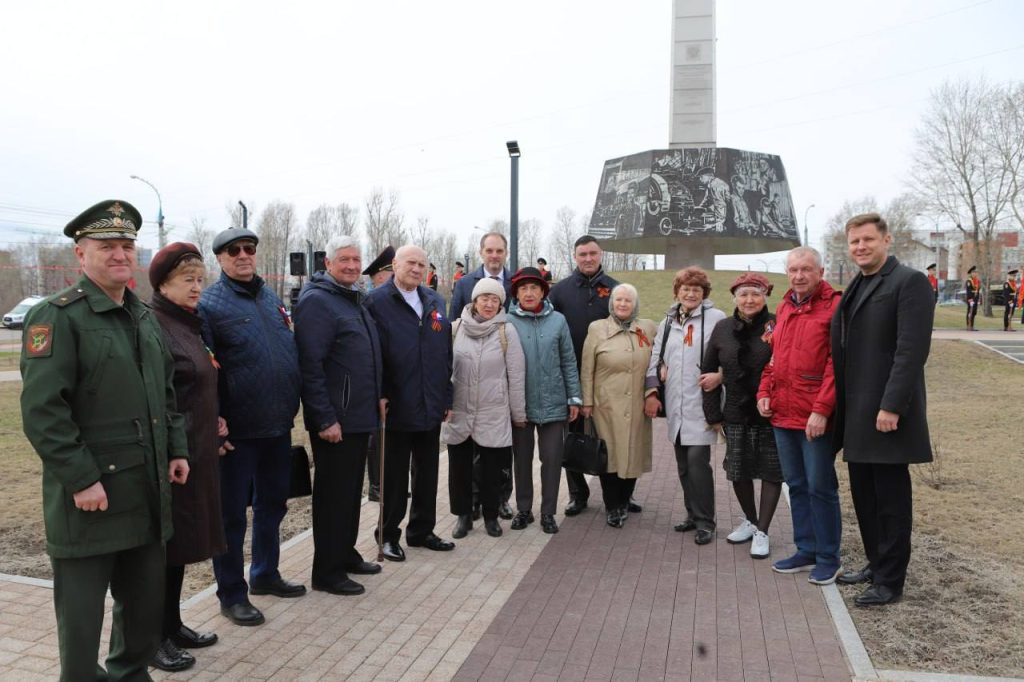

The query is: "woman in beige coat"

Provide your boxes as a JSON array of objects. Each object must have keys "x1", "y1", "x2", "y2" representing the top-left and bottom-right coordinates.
[
  {"x1": 581, "y1": 283, "x2": 658, "y2": 528},
  {"x1": 442, "y1": 278, "x2": 527, "y2": 538}
]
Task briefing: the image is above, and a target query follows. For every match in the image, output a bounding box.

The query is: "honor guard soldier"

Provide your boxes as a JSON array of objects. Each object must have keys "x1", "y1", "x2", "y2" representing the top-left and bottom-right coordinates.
[
  {"x1": 1004, "y1": 269, "x2": 1018, "y2": 331},
  {"x1": 363, "y1": 245, "x2": 396, "y2": 290},
  {"x1": 926, "y1": 263, "x2": 938, "y2": 303},
  {"x1": 21, "y1": 200, "x2": 190, "y2": 681},
  {"x1": 965, "y1": 266, "x2": 981, "y2": 331}
]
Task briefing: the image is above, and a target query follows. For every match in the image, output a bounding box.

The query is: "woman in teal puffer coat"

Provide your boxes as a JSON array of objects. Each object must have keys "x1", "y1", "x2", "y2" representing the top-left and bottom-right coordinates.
[{"x1": 507, "y1": 267, "x2": 582, "y2": 535}]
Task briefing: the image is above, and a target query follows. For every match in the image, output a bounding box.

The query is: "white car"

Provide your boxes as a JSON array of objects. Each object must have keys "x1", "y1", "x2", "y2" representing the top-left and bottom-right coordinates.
[{"x1": 3, "y1": 295, "x2": 45, "y2": 329}]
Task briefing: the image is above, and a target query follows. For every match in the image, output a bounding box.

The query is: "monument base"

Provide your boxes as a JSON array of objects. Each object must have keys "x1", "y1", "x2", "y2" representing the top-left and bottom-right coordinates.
[{"x1": 666, "y1": 238, "x2": 716, "y2": 269}]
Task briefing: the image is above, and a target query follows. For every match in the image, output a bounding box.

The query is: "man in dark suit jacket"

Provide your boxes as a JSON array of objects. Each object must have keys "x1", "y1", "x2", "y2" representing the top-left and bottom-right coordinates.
[
  {"x1": 449, "y1": 232, "x2": 513, "y2": 318},
  {"x1": 830, "y1": 212, "x2": 934, "y2": 606}
]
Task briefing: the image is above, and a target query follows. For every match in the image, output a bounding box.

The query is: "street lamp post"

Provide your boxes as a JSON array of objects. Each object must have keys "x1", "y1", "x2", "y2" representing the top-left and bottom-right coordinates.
[
  {"x1": 803, "y1": 203, "x2": 815, "y2": 247},
  {"x1": 506, "y1": 141, "x2": 521, "y2": 272},
  {"x1": 129, "y1": 175, "x2": 166, "y2": 248}
]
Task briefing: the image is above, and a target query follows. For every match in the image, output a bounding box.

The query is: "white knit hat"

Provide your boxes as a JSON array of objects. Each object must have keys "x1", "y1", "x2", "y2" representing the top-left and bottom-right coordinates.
[{"x1": 471, "y1": 277, "x2": 506, "y2": 305}]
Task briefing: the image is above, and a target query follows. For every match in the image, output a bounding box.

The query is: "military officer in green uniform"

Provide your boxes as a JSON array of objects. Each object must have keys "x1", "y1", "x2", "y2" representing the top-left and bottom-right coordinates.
[{"x1": 20, "y1": 199, "x2": 190, "y2": 681}]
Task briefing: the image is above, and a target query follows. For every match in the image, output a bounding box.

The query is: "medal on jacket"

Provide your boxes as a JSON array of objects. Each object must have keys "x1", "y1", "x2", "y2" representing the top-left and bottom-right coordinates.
[
  {"x1": 761, "y1": 320, "x2": 774, "y2": 345},
  {"x1": 278, "y1": 305, "x2": 293, "y2": 331},
  {"x1": 596, "y1": 286, "x2": 610, "y2": 298},
  {"x1": 430, "y1": 309, "x2": 444, "y2": 332},
  {"x1": 205, "y1": 344, "x2": 221, "y2": 370},
  {"x1": 635, "y1": 328, "x2": 651, "y2": 348},
  {"x1": 684, "y1": 324, "x2": 694, "y2": 347}
]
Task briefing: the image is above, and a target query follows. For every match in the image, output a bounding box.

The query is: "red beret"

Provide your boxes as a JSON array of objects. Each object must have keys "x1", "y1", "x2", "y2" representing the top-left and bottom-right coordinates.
[
  {"x1": 730, "y1": 272, "x2": 773, "y2": 296},
  {"x1": 149, "y1": 242, "x2": 203, "y2": 289}
]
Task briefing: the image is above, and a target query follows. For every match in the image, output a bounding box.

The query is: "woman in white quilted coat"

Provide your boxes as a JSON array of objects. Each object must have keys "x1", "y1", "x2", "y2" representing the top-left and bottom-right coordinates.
[
  {"x1": 644, "y1": 267, "x2": 727, "y2": 545},
  {"x1": 442, "y1": 278, "x2": 527, "y2": 539}
]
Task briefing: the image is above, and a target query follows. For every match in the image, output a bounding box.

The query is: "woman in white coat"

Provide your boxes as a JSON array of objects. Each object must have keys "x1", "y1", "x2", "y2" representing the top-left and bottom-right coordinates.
[
  {"x1": 442, "y1": 278, "x2": 527, "y2": 538},
  {"x1": 644, "y1": 267, "x2": 727, "y2": 545}
]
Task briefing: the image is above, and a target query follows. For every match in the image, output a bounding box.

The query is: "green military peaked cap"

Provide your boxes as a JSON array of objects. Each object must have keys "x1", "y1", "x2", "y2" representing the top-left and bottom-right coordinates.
[{"x1": 64, "y1": 200, "x2": 142, "y2": 241}]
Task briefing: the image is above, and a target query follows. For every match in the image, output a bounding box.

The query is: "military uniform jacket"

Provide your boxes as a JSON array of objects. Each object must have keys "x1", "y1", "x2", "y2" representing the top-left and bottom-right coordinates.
[{"x1": 20, "y1": 276, "x2": 188, "y2": 559}]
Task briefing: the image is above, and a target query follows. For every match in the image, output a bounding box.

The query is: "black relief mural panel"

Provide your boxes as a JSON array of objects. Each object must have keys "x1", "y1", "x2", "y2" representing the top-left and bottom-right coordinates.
[{"x1": 589, "y1": 148, "x2": 797, "y2": 242}]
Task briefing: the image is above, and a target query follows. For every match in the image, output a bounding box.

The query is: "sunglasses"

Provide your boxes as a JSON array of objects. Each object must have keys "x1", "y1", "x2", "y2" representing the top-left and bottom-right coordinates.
[{"x1": 226, "y1": 243, "x2": 257, "y2": 257}]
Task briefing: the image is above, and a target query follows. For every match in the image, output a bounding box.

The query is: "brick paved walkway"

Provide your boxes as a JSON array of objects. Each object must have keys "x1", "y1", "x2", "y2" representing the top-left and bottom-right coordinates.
[{"x1": 0, "y1": 421, "x2": 853, "y2": 681}]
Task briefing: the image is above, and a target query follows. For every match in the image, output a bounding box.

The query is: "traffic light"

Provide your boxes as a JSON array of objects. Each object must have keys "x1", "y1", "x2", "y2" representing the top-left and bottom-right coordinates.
[{"x1": 289, "y1": 252, "x2": 306, "y2": 276}]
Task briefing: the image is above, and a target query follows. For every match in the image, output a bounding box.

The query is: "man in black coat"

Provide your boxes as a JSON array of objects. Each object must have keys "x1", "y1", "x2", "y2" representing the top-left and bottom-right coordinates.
[
  {"x1": 548, "y1": 235, "x2": 620, "y2": 515},
  {"x1": 830, "y1": 212, "x2": 934, "y2": 606},
  {"x1": 294, "y1": 235, "x2": 384, "y2": 596},
  {"x1": 449, "y1": 232, "x2": 513, "y2": 318}
]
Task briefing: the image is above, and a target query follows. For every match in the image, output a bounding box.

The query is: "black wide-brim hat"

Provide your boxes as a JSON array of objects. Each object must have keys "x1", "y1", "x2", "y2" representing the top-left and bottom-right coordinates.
[
  {"x1": 212, "y1": 227, "x2": 259, "y2": 254},
  {"x1": 64, "y1": 200, "x2": 142, "y2": 241},
  {"x1": 363, "y1": 245, "x2": 396, "y2": 276}
]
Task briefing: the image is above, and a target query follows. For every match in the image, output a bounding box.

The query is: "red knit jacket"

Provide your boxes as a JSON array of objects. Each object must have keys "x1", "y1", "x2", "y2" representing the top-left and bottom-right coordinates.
[{"x1": 756, "y1": 281, "x2": 841, "y2": 429}]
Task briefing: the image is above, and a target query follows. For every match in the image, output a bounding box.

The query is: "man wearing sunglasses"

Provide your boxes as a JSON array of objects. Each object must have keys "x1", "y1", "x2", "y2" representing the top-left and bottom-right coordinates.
[{"x1": 199, "y1": 227, "x2": 306, "y2": 628}]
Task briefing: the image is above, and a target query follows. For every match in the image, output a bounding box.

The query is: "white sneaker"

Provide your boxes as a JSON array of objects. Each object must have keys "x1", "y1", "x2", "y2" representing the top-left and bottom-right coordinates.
[
  {"x1": 750, "y1": 530, "x2": 770, "y2": 559},
  {"x1": 726, "y1": 519, "x2": 756, "y2": 544}
]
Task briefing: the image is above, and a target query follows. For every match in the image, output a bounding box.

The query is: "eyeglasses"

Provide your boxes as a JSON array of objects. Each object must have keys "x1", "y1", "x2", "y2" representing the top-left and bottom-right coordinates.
[{"x1": 226, "y1": 243, "x2": 256, "y2": 257}]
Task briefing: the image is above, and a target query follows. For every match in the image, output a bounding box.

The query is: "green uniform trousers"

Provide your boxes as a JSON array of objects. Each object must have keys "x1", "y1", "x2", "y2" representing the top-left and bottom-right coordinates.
[{"x1": 51, "y1": 541, "x2": 164, "y2": 682}]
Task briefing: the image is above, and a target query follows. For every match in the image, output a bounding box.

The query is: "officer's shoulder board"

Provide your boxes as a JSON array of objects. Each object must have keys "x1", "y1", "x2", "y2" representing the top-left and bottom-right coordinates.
[{"x1": 49, "y1": 287, "x2": 87, "y2": 308}]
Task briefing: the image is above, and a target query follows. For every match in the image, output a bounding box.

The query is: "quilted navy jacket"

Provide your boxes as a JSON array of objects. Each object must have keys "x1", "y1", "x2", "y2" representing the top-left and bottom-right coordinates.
[
  {"x1": 293, "y1": 272, "x2": 382, "y2": 435},
  {"x1": 364, "y1": 279, "x2": 453, "y2": 432},
  {"x1": 198, "y1": 273, "x2": 301, "y2": 440}
]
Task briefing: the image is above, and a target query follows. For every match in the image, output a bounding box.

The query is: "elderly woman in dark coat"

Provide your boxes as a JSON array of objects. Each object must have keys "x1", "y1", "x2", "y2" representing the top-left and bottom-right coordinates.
[
  {"x1": 150, "y1": 243, "x2": 227, "y2": 672},
  {"x1": 702, "y1": 272, "x2": 782, "y2": 561}
]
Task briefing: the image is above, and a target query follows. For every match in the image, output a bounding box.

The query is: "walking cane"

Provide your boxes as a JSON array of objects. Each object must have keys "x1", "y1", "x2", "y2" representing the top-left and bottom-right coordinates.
[{"x1": 375, "y1": 407, "x2": 386, "y2": 563}]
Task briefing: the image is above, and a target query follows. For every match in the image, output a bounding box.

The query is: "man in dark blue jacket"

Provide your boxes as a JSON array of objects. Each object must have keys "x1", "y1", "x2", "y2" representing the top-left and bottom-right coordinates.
[
  {"x1": 199, "y1": 227, "x2": 305, "y2": 627},
  {"x1": 366, "y1": 244, "x2": 456, "y2": 560},
  {"x1": 294, "y1": 235, "x2": 384, "y2": 596},
  {"x1": 449, "y1": 232, "x2": 513, "y2": 318},
  {"x1": 548, "y1": 235, "x2": 620, "y2": 516}
]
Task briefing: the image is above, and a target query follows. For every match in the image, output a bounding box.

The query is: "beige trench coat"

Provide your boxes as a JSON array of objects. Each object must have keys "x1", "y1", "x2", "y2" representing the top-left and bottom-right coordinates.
[{"x1": 580, "y1": 316, "x2": 658, "y2": 479}]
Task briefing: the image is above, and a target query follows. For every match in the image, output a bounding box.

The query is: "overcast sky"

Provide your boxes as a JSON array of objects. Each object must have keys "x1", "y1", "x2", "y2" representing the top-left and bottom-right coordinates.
[{"x1": 1, "y1": 0, "x2": 1021, "y2": 270}]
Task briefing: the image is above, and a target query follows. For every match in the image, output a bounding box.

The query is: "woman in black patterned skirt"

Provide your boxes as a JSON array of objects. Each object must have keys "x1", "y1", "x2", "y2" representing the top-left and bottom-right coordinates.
[{"x1": 701, "y1": 272, "x2": 782, "y2": 560}]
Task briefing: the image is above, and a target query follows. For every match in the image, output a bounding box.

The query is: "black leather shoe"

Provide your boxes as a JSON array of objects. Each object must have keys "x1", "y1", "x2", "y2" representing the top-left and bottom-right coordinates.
[
  {"x1": 368, "y1": 484, "x2": 380, "y2": 502},
  {"x1": 313, "y1": 578, "x2": 365, "y2": 596},
  {"x1": 673, "y1": 519, "x2": 697, "y2": 533},
  {"x1": 151, "y1": 638, "x2": 195, "y2": 672},
  {"x1": 854, "y1": 584, "x2": 901, "y2": 607},
  {"x1": 498, "y1": 502, "x2": 514, "y2": 520},
  {"x1": 249, "y1": 577, "x2": 306, "y2": 598},
  {"x1": 606, "y1": 510, "x2": 623, "y2": 528},
  {"x1": 540, "y1": 514, "x2": 559, "y2": 534},
  {"x1": 472, "y1": 503, "x2": 482, "y2": 521},
  {"x1": 837, "y1": 564, "x2": 873, "y2": 585},
  {"x1": 407, "y1": 533, "x2": 455, "y2": 551},
  {"x1": 345, "y1": 561, "x2": 382, "y2": 575},
  {"x1": 564, "y1": 498, "x2": 587, "y2": 516},
  {"x1": 510, "y1": 511, "x2": 534, "y2": 530},
  {"x1": 695, "y1": 528, "x2": 714, "y2": 545},
  {"x1": 170, "y1": 624, "x2": 218, "y2": 649},
  {"x1": 381, "y1": 540, "x2": 405, "y2": 562},
  {"x1": 220, "y1": 601, "x2": 265, "y2": 627},
  {"x1": 627, "y1": 499, "x2": 642, "y2": 513},
  {"x1": 484, "y1": 518, "x2": 503, "y2": 537},
  {"x1": 453, "y1": 515, "x2": 472, "y2": 539}
]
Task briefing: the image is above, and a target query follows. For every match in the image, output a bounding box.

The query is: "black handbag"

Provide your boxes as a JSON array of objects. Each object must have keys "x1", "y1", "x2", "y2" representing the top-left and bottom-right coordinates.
[
  {"x1": 562, "y1": 419, "x2": 608, "y2": 476},
  {"x1": 288, "y1": 445, "x2": 313, "y2": 499},
  {"x1": 654, "y1": 321, "x2": 672, "y2": 418}
]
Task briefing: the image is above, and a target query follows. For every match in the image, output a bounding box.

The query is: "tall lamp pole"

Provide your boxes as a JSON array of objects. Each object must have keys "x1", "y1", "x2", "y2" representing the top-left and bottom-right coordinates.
[
  {"x1": 506, "y1": 141, "x2": 521, "y2": 272},
  {"x1": 803, "y1": 203, "x2": 815, "y2": 247},
  {"x1": 129, "y1": 175, "x2": 166, "y2": 248},
  {"x1": 238, "y1": 201, "x2": 249, "y2": 230}
]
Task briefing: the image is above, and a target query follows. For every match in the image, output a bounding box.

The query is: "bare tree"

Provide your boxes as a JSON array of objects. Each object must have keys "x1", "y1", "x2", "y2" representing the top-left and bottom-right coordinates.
[
  {"x1": 548, "y1": 206, "x2": 582, "y2": 278},
  {"x1": 519, "y1": 218, "x2": 542, "y2": 268},
  {"x1": 0, "y1": 249, "x2": 26, "y2": 313},
  {"x1": 991, "y1": 82, "x2": 1024, "y2": 231},
  {"x1": 364, "y1": 188, "x2": 405, "y2": 256},
  {"x1": 225, "y1": 200, "x2": 257, "y2": 231},
  {"x1": 909, "y1": 77, "x2": 1015, "y2": 315},
  {"x1": 306, "y1": 203, "x2": 360, "y2": 252},
  {"x1": 255, "y1": 201, "x2": 298, "y2": 300},
  {"x1": 187, "y1": 216, "x2": 215, "y2": 258}
]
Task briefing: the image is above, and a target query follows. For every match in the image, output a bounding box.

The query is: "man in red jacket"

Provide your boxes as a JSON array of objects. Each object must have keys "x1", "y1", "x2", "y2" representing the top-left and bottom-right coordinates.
[{"x1": 757, "y1": 246, "x2": 844, "y2": 586}]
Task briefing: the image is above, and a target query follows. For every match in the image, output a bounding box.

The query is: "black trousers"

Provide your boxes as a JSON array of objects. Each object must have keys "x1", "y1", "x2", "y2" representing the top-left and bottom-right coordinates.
[
  {"x1": 450, "y1": 438, "x2": 510, "y2": 520},
  {"x1": 1005, "y1": 303, "x2": 1016, "y2": 329},
  {"x1": 472, "y1": 449, "x2": 512, "y2": 507},
  {"x1": 311, "y1": 432, "x2": 369, "y2": 585},
  {"x1": 966, "y1": 300, "x2": 978, "y2": 326},
  {"x1": 598, "y1": 474, "x2": 636, "y2": 510},
  {"x1": 847, "y1": 461, "x2": 913, "y2": 593},
  {"x1": 366, "y1": 433, "x2": 381, "y2": 489},
  {"x1": 162, "y1": 564, "x2": 185, "y2": 637},
  {"x1": 381, "y1": 428, "x2": 440, "y2": 544},
  {"x1": 565, "y1": 418, "x2": 591, "y2": 502},
  {"x1": 52, "y1": 541, "x2": 164, "y2": 682}
]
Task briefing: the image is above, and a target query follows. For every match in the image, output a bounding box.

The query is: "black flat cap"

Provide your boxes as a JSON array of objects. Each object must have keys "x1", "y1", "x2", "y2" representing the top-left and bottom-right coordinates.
[
  {"x1": 1009, "y1": 269, "x2": 1019, "y2": 275},
  {"x1": 212, "y1": 227, "x2": 259, "y2": 254},
  {"x1": 968, "y1": 266, "x2": 977, "y2": 274},
  {"x1": 64, "y1": 200, "x2": 142, "y2": 241},
  {"x1": 362, "y1": 245, "x2": 395, "y2": 276}
]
